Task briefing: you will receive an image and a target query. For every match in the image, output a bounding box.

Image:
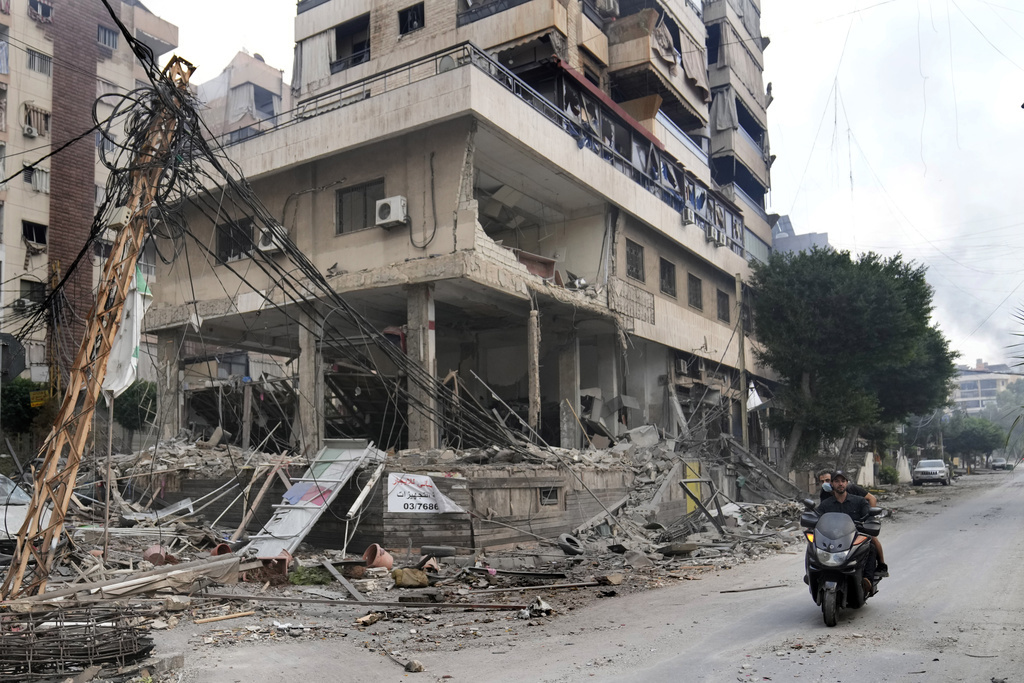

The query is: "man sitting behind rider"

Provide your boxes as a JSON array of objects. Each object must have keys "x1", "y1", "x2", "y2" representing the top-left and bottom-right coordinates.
[{"x1": 814, "y1": 471, "x2": 881, "y2": 587}]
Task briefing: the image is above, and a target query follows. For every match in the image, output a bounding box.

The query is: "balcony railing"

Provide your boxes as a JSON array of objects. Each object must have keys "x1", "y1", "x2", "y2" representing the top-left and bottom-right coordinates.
[
  {"x1": 280, "y1": 41, "x2": 745, "y2": 254},
  {"x1": 731, "y1": 182, "x2": 767, "y2": 222},
  {"x1": 457, "y1": 0, "x2": 532, "y2": 27},
  {"x1": 657, "y1": 111, "x2": 707, "y2": 165},
  {"x1": 330, "y1": 48, "x2": 370, "y2": 75}
]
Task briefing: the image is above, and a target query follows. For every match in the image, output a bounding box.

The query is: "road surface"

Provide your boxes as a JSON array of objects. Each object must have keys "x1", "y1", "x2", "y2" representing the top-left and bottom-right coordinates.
[{"x1": 171, "y1": 470, "x2": 1024, "y2": 682}]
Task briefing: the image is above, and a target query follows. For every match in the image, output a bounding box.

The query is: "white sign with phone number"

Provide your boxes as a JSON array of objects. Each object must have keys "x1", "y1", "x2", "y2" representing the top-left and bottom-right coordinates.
[{"x1": 387, "y1": 472, "x2": 465, "y2": 514}]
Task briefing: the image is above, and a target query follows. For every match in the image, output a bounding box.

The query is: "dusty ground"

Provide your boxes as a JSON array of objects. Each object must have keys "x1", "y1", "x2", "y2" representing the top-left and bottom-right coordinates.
[{"x1": 122, "y1": 471, "x2": 1011, "y2": 682}]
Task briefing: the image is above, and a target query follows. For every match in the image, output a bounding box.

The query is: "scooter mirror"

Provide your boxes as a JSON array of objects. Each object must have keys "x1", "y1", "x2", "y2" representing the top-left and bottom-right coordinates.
[{"x1": 802, "y1": 498, "x2": 816, "y2": 511}]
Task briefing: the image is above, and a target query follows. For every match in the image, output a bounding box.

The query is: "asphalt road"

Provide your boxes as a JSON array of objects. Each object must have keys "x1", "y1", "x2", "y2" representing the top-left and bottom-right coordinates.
[{"x1": 172, "y1": 470, "x2": 1024, "y2": 682}]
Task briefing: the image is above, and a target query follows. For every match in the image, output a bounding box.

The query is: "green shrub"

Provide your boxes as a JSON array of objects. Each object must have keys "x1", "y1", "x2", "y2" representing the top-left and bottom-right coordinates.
[{"x1": 878, "y1": 465, "x2": 900, "y2": 485}]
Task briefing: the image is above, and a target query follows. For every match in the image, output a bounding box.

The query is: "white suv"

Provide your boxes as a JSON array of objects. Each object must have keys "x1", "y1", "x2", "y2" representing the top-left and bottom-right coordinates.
[{"x1": 912, "y1": 459, "x2": 951, "y2": 486}]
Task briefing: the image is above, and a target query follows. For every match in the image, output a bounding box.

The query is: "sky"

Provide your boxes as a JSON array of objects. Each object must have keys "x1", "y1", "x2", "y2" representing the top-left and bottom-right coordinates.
[{"x1": 141, "y1": 0, "x2": 1024, "y2": 368}]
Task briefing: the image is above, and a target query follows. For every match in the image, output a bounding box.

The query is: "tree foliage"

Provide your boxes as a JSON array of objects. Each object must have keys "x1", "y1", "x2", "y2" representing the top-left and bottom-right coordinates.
[
  {"x1": 941, "y1": 413, "x2": 1005, "y2": 464},
  {"x1": 0, "y1": 377, "x2": 47, "y2": 436},
  {"x1": 749, "y1": 248, "x2": 957, "y2": 471},
  {"x1": 112, "y1": 380, "x2": 156, "y2": 435}
]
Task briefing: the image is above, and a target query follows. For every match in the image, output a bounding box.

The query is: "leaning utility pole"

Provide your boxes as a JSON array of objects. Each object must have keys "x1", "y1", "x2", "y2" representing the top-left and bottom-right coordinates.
[{"x1": 1, "y1": 57, "x2": 195, "y2": 599}]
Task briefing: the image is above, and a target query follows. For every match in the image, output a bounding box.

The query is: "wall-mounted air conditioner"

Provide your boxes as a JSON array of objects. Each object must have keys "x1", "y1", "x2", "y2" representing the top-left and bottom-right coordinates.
[
  {"x1": 682, "y1": 208, "x2": 695, "y2": 225},
  {"x1": 256, "y1": 226, "x2": 284, "y2": 254},
  {"x1": 716, "y1": 231, "x2": 729, "y2": 247},
  {"x1": 704, "y1": 225, "x2": 716, "y2": 243},
  {"x1": 12, "y1": 298, "x2": 28, "y2": 313},
  {"x1": 23, "y1": 125, "x2": 38, "y2": 138},
  {"x1": 375, "y1": 195, "x2": 408, "y2": 229}
]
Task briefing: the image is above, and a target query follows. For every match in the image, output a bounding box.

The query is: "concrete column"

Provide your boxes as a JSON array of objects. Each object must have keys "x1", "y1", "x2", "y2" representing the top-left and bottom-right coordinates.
[
  {"x1": 406, "y1": 283, "x2": 438, "y2": 449},
  {"x1": 297, "y1": 309, "x2": 324, "y2": 457},
  {"x1": 156, "y1": 327, "x2": 185, "y2": 441},
  {"x1": 558, "y1": 335, "x2": 580, "y2": 449},
  {"x1": 528, "y1": 310, "x2": 541, "y2": 434}
]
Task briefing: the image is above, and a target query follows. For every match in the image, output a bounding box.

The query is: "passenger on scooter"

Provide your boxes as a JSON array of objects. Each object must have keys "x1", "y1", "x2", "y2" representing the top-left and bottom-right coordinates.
[
  {"x1": 819, "y1": 470, "x2": 888, "y2": 577},
  {"x1": 814, "y1": 471, "x2": 881, "y2": 588}
]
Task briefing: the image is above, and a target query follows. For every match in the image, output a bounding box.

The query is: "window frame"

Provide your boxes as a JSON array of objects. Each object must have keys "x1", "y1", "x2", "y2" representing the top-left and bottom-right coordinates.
[
  {"x1": 19, "y1": 278, "x2": 45, "y2": 303},
  {"x1": 26, "y1": 48, "x2": 51, "y2": 76},
  {"x1": 331, "y1": 14, "x2": 371, "y2": 73},
  {"x1": 625, "y1": 238, "x2": 645, "y2": 282},
  {"x1": 717, "y1": 289, "x2": 730, "y2": 323},
  {"x1": 215, "y1": 217, "x2": 255, "y2": 263},
  {"x1": 659, "y1": 257, "x2": 676, "y2": 298},
  {"x1": 687, "y1": 273, "x2": 703, "y2": 310},
  {"x1": 336, "y1": 178, "x2": 386, "y2": 234},
  {"x1": 98, "y1": 25, "x2": 118, "y2": 50},
  {"x1": 539, "y1": 486, "x2": 561, "y2": 507},
  {"x1": 22, "y1": 220, "x2": 46, "y2": 245},
  {"x1": 398, "y1": 3, "x2": 425, "y2": 35}
]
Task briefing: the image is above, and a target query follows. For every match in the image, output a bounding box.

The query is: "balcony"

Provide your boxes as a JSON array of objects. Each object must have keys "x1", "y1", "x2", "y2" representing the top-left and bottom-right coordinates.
[
  {"x1": 132, "y1": 3, "x2": 177, "y2": 58},
  {"x1": 457, "y1": 0, "x2": 533, "y2": 27},
  {"x1": 287, "y1": 41, "x2": 744, "y2": 253},
  {"x1": 607, "y1": 9, "x2": 710, "y2": 130}
]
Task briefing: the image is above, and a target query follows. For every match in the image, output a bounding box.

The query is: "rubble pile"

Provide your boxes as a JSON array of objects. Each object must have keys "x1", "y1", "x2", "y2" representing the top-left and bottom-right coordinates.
[{"x1": 109, "y1": 435, "x2": 289, "y2": 480}]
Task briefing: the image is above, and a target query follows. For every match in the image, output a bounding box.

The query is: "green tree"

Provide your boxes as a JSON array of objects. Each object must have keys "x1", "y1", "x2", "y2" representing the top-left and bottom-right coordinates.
[
  {"x1": 0, "y1": 377, "x2": 47, "y2": 436},
  {"x1": 749, "y1": 248, "x2": 957, "y2": 473},
  {"x1": 942, "y1": 413, "x2": 1005, "y2": 468},
  {"x1": 112, "y1": 380, "x2": 156, "y2": 445}
]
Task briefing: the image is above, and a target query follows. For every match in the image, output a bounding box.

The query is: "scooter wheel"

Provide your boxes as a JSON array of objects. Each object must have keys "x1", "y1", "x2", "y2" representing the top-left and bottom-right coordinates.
[{"x1": 822, "y1": 589, "x2": 838, "y2": 627}]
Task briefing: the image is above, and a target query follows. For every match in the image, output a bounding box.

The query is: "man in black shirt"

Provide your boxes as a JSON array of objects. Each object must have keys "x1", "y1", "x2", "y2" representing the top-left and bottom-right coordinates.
[
  {"x1": 815, "y1": 471, "x2": 881, "y2": 588},
  {"x1": 818, "y1": 469, "x2": 877, "y2": 506}
]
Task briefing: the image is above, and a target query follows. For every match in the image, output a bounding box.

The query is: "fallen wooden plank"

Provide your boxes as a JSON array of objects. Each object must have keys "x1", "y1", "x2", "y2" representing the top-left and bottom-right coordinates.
[
  {"x1": 719, "y1": 584, "x2": 788, "y2": 594},
  {"x1": 194, "y1": 610, "x2": 256, "y2": 624},
  {"x1": 466, "y1": 567, "x2": 567, "y2": 579},
  {"x1": 469, "y1": 581, "x2": 601, "y2": 594},
  {"x1": 321, "y1": 560, "x2": 368, "y2": 602},
  {"x1": 201, "y1": 592, "x2": 527, "y2": 610}
]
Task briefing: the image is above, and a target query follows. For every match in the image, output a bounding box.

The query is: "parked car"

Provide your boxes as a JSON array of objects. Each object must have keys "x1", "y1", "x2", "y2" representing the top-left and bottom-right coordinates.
[
  {"x1": 912, "y1": 459, "x2": 951, "y2": 486},
  {"x1": 0, "y1": 473, "x2": 44, "y2": 541},
  {"x1": 991, "y1": 457, "x2": 1008, "y2": 470}
]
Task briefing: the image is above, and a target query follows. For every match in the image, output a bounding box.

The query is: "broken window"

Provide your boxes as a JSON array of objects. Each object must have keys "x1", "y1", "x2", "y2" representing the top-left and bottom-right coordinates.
[
  {"x1": 98, "y1": 25, "x2": 118, "y2": 50},
  {"x1": 399, "y1": 3, "x2": 424, "y2": 35},
  {"x1": 660, "y1": 258, "x2": 676, "y2": 297},
  {"x1": 216, "y1": 217, "x2": 254, "y2": 263},
  {"x1": 688, "y1": 274, "x2": 702, "y2": 310},
  {"x1": 332, "y1": 14, "x2": 370, "y2": 73},
  {"x1": 625, "y1": 239, "x2": 644, "y2": 282},
  {"x1": 22, "y1": 166, "x2": 48, "y2": 193},
  {"x1": 95, "y1": 131, "x2": 116, "y2": 155},
  {"x1": 26, "y1": 49, "x2": 51, "y2": 76},
  {"x1": 539, "y1": 487, "x2": 560, "y2": 506},
  {"x1": 706, "y1": 23, "x2": 721, "y2": 65},
  {"x1": 336, "y1": 179, "x2": 385, "y2": 234},
  {"x1": 28, "y1": 0, "x2": 51, "y2": 23},
  {"x1": 20, "y1": 278, "x2": 45, "y2": 303},
  {"x1": 717, "y1": 289, "x2": 730, "y2": 323},
  {"x1": 22, "y1": 220, "x2": 46, "y2": 245}
]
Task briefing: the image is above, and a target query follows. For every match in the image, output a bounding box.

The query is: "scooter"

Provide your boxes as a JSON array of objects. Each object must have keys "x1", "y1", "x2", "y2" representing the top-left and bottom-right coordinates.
[{"x1": 800, "y1": 500, "x2": 883, "y2": 626}]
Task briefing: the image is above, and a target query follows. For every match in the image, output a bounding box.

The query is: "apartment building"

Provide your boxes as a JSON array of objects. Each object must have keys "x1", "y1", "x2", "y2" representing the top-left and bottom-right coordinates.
[
  {"x1": 148, "y1": 0, "x2": 777, "y2": 457},
  {"x1": 0, "y1": 0, "x2": 175, "y2": 384},
  {"x1": 953, "y1": 359, "x2": 1022, "y2": 414}
]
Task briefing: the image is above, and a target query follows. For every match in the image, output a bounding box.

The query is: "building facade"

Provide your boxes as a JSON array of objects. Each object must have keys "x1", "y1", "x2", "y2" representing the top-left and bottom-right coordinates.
[
  {"x1": 148, "y1": 0, "x2": 777, "y2": 458},
  {"x1": 953, "y1": 360, "x2": 1022, "y2": 414},
  {"x1": 0, "y1": 0, "x2": 175, "y2": 384}
]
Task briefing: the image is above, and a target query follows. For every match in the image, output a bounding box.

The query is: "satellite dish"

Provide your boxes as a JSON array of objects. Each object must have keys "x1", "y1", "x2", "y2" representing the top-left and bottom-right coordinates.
[
  {"x1": 0, "y1": 333, "x2": 26, "y2": 384},
  {"x1": 438, "y1": 55, "x2": 456, "y2": 74}
]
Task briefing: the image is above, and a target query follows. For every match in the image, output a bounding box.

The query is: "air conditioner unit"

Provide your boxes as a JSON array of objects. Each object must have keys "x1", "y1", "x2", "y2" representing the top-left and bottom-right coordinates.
[
  {"x1": 256, "y1": 226, "x2": 284, "y2": 254},
  {"x1": 682, "y1": 208, "x2": 695, "y2": 225},
  {"x1": 375, "y1": 195, "x2": 408, "y2": 229},
  {"x1": 23, "y1": 125, "x2": 38, "y2": 138},
  {"x1": 716, "y1": 231, "x2": 728, "y2": 247},
  {"x1": 704, "y1": 225, "x2": 716, "y2": 243},
  {"x1": 12, "y1": 298, "x2": 28, "y2": 313}
]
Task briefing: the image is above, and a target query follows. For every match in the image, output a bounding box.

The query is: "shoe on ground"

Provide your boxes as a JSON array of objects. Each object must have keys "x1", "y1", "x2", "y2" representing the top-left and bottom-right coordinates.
[{"x1": 862, "y1": 577, "x2": 873, "y2": 595}]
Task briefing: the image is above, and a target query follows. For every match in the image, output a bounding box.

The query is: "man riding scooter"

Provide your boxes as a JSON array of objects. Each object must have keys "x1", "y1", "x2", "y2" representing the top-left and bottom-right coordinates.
[
  {"x1": 818, "y1": 470, "x2": 888, "y2": 577},
  {"x1": 815, "y1": 471, "x2": 882, "y2": 592}
]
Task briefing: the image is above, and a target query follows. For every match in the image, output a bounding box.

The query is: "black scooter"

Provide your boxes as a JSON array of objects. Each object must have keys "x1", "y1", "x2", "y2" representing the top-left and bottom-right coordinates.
[{"x1": 800, "y1": 500, "x2": 883, "y2": 626}]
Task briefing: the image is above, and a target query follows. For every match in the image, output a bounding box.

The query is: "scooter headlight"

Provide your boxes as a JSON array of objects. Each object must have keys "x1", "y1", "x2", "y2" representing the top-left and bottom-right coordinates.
[{"x1": 816, "y1": 547, "x2": 851, "y2": 567}]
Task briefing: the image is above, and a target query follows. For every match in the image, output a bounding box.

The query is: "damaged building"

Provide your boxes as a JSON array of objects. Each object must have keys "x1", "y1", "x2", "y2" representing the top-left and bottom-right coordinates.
[{"x1": 142, "y1": 0, "x2": 781, "y2": 552}]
